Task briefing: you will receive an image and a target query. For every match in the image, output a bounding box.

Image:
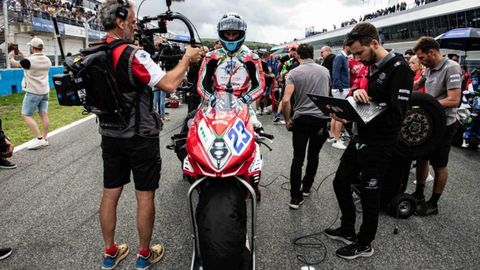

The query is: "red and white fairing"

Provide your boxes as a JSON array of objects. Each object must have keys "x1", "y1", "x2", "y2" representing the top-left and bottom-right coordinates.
[{"x1": 183, "y1": 92, "x2": 262, "y2": 180}]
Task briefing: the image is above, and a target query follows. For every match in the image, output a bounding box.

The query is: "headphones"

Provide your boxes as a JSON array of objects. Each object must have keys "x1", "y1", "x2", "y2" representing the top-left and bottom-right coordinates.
[{"x1": 115, "y1": 0, "x2": 129, "y2": 20}]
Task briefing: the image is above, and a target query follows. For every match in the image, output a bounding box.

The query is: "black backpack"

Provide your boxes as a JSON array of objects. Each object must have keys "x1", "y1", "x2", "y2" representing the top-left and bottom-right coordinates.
[{"x1": 53, "y1": 39, "x2": 138, "y2": 129}]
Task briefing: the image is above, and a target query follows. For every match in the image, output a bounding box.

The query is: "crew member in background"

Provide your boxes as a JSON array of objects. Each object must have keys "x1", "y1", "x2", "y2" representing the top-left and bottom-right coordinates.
[
  {"x1": 411, "y1": 37, "x2": 462, "y2": 216},
  {"x1": 0, "y1": 117, "x2": 15, "y2": 259},
  {"x1": 281, "y1": 43, "x2": 331, "y2": 209},
  {"x1": 0, "y1": 118, "x2": 16, "y2": 170},
  {"x1": 325, "y1": 22, "x2": 412, "y2": 260}
]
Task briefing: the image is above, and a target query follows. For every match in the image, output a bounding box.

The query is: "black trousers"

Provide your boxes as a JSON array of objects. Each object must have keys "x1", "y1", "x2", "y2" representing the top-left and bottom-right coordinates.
[
  {"x1": 290, "y1": 116, "x2": 328, "y2": 200},
  {"x1": 333, "y1": 138, "x2": 394, "y2": 245}
]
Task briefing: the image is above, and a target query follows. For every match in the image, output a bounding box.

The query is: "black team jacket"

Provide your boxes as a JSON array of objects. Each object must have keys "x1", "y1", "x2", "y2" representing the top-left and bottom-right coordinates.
[{"x1": 354, "y1": 53, "x2": 413, "y2": 146}]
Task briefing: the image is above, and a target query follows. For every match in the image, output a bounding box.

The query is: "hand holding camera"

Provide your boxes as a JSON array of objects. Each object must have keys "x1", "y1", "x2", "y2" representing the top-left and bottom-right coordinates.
[{"x1": 184, "y1": 46, "x2": 202, "y2": 63}]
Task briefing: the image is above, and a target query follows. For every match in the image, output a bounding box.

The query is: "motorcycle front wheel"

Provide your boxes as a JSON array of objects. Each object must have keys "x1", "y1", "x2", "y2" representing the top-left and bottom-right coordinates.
[{"x1": 196, "y1": 179, "x2": 251, "y2": 270}]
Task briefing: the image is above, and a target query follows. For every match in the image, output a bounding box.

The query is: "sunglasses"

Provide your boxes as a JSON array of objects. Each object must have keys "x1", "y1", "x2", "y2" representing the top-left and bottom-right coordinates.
[{"x1": 346, "y1": 31, "x2": 378, "y2": 42}]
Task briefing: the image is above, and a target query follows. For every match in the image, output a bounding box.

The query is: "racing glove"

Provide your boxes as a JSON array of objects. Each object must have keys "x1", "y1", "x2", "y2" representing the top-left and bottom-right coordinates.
[{"x1": 240, "y1": 94, "x2": 252, "y2": 105}]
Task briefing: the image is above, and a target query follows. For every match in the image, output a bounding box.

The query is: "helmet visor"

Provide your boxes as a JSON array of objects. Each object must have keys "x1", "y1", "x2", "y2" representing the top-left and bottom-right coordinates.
[{"x1": 218, "y1": 17, "x2": 247, "y2": 32}]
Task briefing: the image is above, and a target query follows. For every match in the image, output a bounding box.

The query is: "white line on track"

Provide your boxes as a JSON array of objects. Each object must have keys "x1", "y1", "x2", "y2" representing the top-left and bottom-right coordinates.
[{"x1": 13, "y1": 114, "x2": 96, "y2": 153}]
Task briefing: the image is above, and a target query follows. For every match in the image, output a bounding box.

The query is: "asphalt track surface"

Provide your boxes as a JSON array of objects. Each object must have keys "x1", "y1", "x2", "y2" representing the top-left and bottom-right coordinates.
[{"x1": 1, "y1": 104, "x2": 479, "y2": 270}]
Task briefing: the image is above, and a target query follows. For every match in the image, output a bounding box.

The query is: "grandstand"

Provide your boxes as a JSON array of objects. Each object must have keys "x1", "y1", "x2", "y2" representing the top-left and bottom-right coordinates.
[
  {"x1": 273, "y1": 0, "x2": 480, "y2": 69},
  {"x1": 0, "y1": 0, "x2": 105, "y2": 68}
]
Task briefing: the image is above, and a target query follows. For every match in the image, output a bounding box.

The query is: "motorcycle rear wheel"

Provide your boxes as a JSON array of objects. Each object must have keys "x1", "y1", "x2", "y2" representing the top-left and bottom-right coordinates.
[{"x1": 196, "y1": 179, "x2": 251, "y2": 270}]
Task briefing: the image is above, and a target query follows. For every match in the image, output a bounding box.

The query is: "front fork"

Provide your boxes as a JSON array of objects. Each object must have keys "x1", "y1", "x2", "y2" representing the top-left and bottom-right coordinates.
[{"x1": 187, "y1": 176, "x2": 257, "y2": 270}]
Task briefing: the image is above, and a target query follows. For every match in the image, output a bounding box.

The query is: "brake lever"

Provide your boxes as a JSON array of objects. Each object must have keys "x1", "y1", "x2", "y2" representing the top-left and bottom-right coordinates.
[{"x1": 257, "y1": 140, "x2": 273, "y2": 151}]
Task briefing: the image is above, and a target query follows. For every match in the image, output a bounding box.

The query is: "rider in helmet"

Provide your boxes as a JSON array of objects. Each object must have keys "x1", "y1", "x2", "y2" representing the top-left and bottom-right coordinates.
[{"x1": 197, "y1": 12, "x2": 265, "y2": 126}]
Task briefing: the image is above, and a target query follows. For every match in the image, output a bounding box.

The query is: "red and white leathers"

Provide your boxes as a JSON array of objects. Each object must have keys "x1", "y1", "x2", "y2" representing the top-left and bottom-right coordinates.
[
  {"x1": 197, "y1": 45, "x2": 265, "y2": 101},
  {"x1": 197, "y1": 46, "x2": 265, "y2": 128}
]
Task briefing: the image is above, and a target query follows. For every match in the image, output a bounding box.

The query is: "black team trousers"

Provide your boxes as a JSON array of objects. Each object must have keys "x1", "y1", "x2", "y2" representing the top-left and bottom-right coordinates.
[
  {"x1": 290, "y1": 115, "x2": 328, "y2": 200},
  {"x1": 333, "y1": 138, "x2": 394, "y2": 245}
]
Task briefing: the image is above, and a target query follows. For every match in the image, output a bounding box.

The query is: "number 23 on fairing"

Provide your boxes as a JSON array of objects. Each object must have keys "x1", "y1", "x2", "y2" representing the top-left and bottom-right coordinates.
[{"x1": 225, "y1": 119, "x2": 252, "y2": 155}]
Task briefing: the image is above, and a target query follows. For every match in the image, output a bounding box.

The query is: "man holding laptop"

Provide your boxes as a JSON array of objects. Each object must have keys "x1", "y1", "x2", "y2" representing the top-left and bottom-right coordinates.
[{"x1": 323, "y1": 22, "x2": 413, "y2": 259}]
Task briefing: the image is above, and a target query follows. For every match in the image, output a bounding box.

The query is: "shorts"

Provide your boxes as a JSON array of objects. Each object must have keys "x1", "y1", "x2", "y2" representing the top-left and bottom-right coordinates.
[
  {"x1": 22, "y1": 92, "x2": 49, "y2": 116},
  {"x1": 419, "y1": 123, "x2": 458, "y2": 168},
  {"x1": 332, "y1": 88, "x2": 349, "y2": 99},
  {"x1": 101, "y1": 135, "x2": 161, "y2": 191}
]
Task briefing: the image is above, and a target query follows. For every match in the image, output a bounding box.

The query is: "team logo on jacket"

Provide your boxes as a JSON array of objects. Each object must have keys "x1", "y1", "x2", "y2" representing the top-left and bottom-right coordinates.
[{"x1": 225, "y1": 59, "x2": 236, "y2": 75}]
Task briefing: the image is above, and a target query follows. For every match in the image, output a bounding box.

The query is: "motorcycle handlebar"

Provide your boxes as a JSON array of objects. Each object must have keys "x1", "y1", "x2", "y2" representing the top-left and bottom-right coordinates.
[
  {"x1": 258, "y1": 132, "x2": 274, "y2": 140},
  {"x1": 171, "y1": 132, "x2": 188, "y2": 140}
]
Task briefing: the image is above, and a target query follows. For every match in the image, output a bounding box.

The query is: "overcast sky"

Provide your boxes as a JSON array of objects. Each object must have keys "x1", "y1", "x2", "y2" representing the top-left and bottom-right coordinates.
[{"x1": 134, "y1": 0, "x2": 414, "y2": 45}]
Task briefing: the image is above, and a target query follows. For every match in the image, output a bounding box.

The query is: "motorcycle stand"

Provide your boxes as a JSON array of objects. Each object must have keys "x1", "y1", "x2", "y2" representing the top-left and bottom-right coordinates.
[{"x1": 187, "y1": 176, "x2": 257, "y2": 270}]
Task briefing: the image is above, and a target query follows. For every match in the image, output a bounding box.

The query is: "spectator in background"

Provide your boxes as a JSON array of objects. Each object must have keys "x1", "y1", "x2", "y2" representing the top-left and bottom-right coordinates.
[
  {"x1": 448, "y1": 54, "x2": 470, "y2": 92},
  {"x1": 9, "y1": 37, "x2": 52, "y2": 150},
  {"x1": 409, "y1": 55, "x2": 425, "y2": 93},
  {"x1": 281, "y1": 43, "x2": 331, "y2": 209},
  {"x1": 257, "y1": 51, "x2": 275, "y2": 115},
  {"x1": 320, "y1": 46, "x2": 335, "y2": 78},
  {"x1": 404, "y1": 49, "x2": 415, "y2": 62},
  {"x1": 329, "y1": 42, "x2": 350, "y2": 150},
  {"x1": 213, "y1": 40, "x2": 222, "y2": 50},
  {"x1": 412, "y1": 37, "x2": 462, "y2": 216}
]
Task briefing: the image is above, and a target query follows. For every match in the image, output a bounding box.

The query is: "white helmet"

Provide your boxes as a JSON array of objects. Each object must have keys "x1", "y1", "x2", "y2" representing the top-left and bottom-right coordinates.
[{"x1": 217, "y1": 12, "x2": 247, "y2": 53}]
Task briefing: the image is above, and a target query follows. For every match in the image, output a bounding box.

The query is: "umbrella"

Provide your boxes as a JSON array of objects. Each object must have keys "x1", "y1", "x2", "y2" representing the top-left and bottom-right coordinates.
[{"x1": 435, "y1": 28, "x2": 480, "y2": 51}]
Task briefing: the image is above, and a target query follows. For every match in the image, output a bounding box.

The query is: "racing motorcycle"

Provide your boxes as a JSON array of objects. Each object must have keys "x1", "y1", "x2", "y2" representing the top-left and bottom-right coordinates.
[
  {"x1": 168, "y1": 91, "x2": 273, "y2": 270},
  {"x1": 453, "y1": 70, "x2": 480, "y2": 150},
  {"x1": 462, "y1": 80, "x2": 480, "y2": 150}
]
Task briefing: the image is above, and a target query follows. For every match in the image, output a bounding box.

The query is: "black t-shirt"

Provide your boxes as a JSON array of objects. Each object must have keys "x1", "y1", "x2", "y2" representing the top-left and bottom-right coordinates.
[{"x1": 322, "y1": 54, "x2": 335, "y2": 78}]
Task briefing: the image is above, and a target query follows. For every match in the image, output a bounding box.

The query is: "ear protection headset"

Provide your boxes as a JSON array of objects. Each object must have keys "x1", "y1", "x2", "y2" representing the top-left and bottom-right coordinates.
[{"x1": 116, "y1": 0, "x2": 129, "y2": 20}]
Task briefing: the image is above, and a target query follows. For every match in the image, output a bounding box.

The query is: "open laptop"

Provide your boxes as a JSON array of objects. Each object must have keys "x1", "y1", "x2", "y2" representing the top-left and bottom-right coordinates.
[{"x1": 307, "y1": 94, "x2": 387, "y2": 124}]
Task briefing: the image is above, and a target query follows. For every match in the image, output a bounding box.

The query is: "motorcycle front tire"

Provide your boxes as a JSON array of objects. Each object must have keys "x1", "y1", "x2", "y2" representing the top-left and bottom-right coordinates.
[{"x1": 196, "y1": 180, "x2": 251, "y2": 270}]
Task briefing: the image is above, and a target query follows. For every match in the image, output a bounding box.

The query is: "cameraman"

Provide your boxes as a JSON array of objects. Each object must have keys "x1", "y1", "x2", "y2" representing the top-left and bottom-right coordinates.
[{"x1": 97, "y1": 1, "x2": 201, "y2": 269}]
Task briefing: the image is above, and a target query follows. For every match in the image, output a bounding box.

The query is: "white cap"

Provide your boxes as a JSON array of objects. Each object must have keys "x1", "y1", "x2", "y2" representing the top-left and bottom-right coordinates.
[{"x1": 28, "y1": 37, "x2": 44, "y2": 49}]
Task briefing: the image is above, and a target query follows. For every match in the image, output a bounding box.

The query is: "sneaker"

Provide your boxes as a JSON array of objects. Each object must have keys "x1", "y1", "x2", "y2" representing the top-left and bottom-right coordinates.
[
  {"x1": 413, "y1": 174, "x2": 434, "y2": 184},
  {"x1": 324, "y1": 227, "x2": 356, "y2": 245},
  {"x1": 256, "y1": 109, "x2": 263, "y2": 115},
  {"x1": 0, "y1": 158, "x2": 17, "y2": 169},
  {"x1": 336, "y1": 242, "x2": 374, "y2": 260},
  {"x1": 326, "y1": 137, "x2": 336, "y2": 143},
  {"x1": 332, "y1": 140, "x2": 347, "y2": 150},
  {"x1": 341, "y1": 130, "x2": 351, "y2": 138},
  {"x1": 302, "y1": 191, "x2": 311, "y2": 197},
  {"x1": 288, "y1": 198, "x2": 304, "y2": 209},
  {"x1": 273, "y1": 117, "x2": 284, "y2": 124},
  {"x1": 102, "y1": 243, "x2": 129, "y2": 270},
  {"x1": 0, "y1": 247, "x2": 12, "y2": 260},
  {"x1": 415, "y1": 201, "x2": 439, "y2": 216},
  {"x1": 135, "y1": 244, "x2": 165, "y2": 270},
  {"x1": 27, "y1": 138, "x2": 48, "y2": 150}
]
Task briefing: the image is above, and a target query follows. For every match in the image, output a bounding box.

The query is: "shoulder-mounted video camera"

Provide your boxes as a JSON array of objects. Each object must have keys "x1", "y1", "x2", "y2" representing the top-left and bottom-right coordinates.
[{"x1": 135, "y1": 0, "x2": 201, "y2": 70}]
